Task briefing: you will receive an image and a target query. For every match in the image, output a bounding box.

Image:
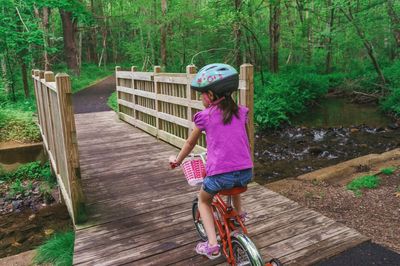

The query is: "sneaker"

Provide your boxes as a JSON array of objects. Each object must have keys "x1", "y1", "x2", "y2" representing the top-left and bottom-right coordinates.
[{"x1": 195, "y1": 241, "x2": 221, "y2": 260}]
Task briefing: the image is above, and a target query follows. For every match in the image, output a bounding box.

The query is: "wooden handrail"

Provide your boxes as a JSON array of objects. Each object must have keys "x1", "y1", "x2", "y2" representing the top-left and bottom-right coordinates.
[
  {"x1": 115, "y1": 64, "x2": 255, "y2": 155},
  {"x1": 32, "y1": 70, "x2": 85, "y2": 225}
]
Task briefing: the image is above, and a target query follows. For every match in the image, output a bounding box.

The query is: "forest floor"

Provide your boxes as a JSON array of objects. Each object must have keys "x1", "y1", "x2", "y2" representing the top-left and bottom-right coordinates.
[{"x1": 266, "y1": 155, "x2": 400, "y2": 255}]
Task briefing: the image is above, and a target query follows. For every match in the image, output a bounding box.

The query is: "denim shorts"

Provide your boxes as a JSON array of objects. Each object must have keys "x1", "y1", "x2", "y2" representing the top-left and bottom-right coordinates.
[{"x1": 202, "y1": 168, "x2": 253, "y2": 196}]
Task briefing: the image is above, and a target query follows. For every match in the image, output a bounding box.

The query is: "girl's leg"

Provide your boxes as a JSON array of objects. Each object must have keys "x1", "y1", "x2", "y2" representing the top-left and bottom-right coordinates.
[
  {"x1": 232, "y1": 194, "x2": 242, "y2": 214},
  {"x1": 198, "y1": 188, "x2": 218, "y2": 246}
]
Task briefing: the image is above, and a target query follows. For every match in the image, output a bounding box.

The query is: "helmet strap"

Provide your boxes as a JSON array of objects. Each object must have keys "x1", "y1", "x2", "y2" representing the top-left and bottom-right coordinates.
[
  {"x1": 210, "y1": 96, "x2": 225, "y2": 106},
  {"x1": 202, "y1": 92, "x2": 225, "y2": 108}
]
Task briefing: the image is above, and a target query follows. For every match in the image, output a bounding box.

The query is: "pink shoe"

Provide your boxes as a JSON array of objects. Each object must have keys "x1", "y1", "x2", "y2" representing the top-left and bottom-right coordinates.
[{"x1": 195, "y1": 241, "x2": 221, "y2": 260}]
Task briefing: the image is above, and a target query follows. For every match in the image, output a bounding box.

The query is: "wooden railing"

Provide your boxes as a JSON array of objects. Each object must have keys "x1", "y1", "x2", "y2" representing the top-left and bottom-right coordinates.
[
  {"x1": 31, "y1": 70, "x2": 85, "y2": 225},
  {"x1": 115, "y1": 64, "x2": 254, "y2": 154}
]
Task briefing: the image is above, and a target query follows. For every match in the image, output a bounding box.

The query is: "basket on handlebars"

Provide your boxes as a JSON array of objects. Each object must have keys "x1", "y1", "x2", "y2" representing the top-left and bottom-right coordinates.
[{"x1": 182, "y1": 154, "x2": 206, "y2": 186}]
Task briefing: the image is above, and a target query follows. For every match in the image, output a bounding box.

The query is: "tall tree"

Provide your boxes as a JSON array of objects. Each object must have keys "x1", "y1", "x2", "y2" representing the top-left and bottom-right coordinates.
[
  {"x1": 325, "y1": 0, "x2": 335, "y2": 73},
  {"x1": 269, "y1": 0, "x2": 280, "y2": 73},
  {"x1": 339, "y1": 4, "x2": 386, "y2": 84},
  {"x1": 234, "y1": 0, "x2": 242, "y2": 67},
  {"x1": 60, "y1": 9, "x2": 79, "y2": 75},
  {"x1": 33, "y1": 4, "x2": 51, "y2": 70},
  {"x1": 387, "y1": 0, "x2": 400, "y2": 58},
  {"x1": 161, "y1": 0, "x2": 167, "y2": 67}
]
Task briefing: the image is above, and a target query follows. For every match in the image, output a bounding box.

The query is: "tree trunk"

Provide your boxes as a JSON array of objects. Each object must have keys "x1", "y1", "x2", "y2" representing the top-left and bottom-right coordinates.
[
  {"x1": 234, "y1": 0, "x2": 242, "y2": 67},
  {"x1": 387, "y1": 0, "x2": 400, "y2": 57},
  {"x1": 161, "y1": 0, "x2": 167, "y2": 68},
  {"x1": 59, "y1": 9, "x2": 79, "y2": 75},
  {"x1": 89, "y1": 0, "x2": 98, "y2": 63},
  {"x1": 269, "y1": 0, "x2": 281, "y2": 73},
  {"x1": 1, "y1": 55, "x2": 10, "y2": 93},
  {"x1": 21, "y1": 62, "x2": 29, "y2": 97},
  {"x1": 325, "y1": 0, "x2": 335, "y2": 73},
  {"x1": 340, "y1": 8, "x2": 386, "y2": 85},
  {"x1": 34, "y1": 6, "x2": 51, "y2": 70}
]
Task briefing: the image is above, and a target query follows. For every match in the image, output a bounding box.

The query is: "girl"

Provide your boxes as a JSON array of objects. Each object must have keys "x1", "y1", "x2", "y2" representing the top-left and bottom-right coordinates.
[{"x1": 169, "y1": 63, "x2": 253, "y2": 260}]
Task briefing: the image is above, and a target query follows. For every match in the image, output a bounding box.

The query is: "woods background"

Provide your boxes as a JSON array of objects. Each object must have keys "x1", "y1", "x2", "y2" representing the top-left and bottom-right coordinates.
[{"x1": 1, "y1": 0, "x2": 399, "y2": 132}]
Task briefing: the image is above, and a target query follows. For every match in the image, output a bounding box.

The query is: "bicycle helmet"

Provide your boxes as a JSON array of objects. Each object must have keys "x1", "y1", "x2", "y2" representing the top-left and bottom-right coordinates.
[{"x1": 191, "y1": 63, "x2": 239, "y2": 96}]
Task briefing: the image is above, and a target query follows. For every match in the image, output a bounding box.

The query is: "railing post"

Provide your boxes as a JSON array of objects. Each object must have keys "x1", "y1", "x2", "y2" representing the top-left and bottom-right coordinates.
[
  {"x1": 32, "y1": 70, "x2": 41, "y2": 127},
  {"x1": 239, "y1": 64, "x2": 254, "y2": 161},
  {"x1": 154, "y1": 66, "x2": 161, "y2": 138},
  {"x1": 115, "y1": 66, "x2": 121, "y2": 114},
  {"x1": 131, "y1": 66, "x2": 137, "y2": 120},
  {"x1": 186, "y1": 65, "x2": 196, "y2": 136},
  {"x1": 55, "y1": 73, "x2": 86, "y2": 225},
  {"x1": 44, "y1": 71, "x2": 59, "y2": 175}
]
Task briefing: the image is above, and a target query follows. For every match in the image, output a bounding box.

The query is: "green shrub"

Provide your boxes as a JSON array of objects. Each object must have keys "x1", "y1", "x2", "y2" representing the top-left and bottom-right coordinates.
[
  {"x1": 1, "y1": 161, "x2": 55, "y2": 186},
  {"x1": 9, "y1": 179, "x2": 25, "y2": 197},
  {"x1": 383, "y1": 61, "x2": 400, "y2": 88},
  {"x1": 347, "y1": 175, "x2": 380, "y2": 195},
  {"x1": 380, "y1": 86, "x2": 400, "y2": 117},
  {"x1": 380, "y1": 167, "x2": 396, "y2": 175},
  {"x1": 54, "y1": 63, "x2": 113, "y2": 93},
  {"x1": 107, "y1": 91, "x2": 118, "y2": 112},
  {"x1": 254, "y1": 71, "x2": 329, "y2": 129},
  {"x1": 0, "y1": 108, "x2": 41, "y2": 143},
  {"x1": 34, "y1": 231, "x2": 75, "y2": 266}
]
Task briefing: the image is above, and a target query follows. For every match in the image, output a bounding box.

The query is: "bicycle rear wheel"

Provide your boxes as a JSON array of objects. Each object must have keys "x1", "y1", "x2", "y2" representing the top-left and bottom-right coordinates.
[
  {"x1": 230, "y1": 232, "x2": 264, "y2": 266},
  {"x1": 192, "y1": 198, "x2": 208, "y2": 241}
]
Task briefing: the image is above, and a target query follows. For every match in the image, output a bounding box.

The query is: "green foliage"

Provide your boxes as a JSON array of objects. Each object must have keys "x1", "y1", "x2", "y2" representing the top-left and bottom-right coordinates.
[
  {"x1": 380, "y1": 62, "x2": 400, "y2": 117},
  {"x1": 39, "y1": 182, "x2": 53, "y2": 203},
  {"x1": 34, "y1": 231, "x2": 75, "y2": 266},
  {"x1": 107, "y1": 91, "x2": 118, "y2": 112},
  {"x1": 54, "y1": 64, "x2": 113, "y2": 93},
  {"x1": 1, "y1": 161, "x2": 55, "y2": 186},
  {"x1": 9, "y1": 179, "x2": 25, "y2": 197},
  {"x1": 0, "y1": 108, "x2": 40, "y2": 143},
  {"x1": 380, "y1": 167, "x2": 396, "y2": 175},
  {"x1": 347, "y1": 175, "x2": 381, "y2": 195},
  {"x1": 254, "y1": 70, "x2": 329, "y2": 129}
]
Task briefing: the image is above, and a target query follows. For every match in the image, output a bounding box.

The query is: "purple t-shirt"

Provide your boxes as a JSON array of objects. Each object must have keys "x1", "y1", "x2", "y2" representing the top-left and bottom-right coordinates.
[{"x1": 193, "y1": 105, "x2": 253, "y2": 176}]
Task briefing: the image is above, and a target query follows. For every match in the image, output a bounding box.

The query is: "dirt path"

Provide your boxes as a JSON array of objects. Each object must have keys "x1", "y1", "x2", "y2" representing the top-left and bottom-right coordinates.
[
  {"x1": 72, "y1": 76, "x2": 115, "y2": 114},
  {"x1": 267, "y1": 151, "x2": 400, "y2": 265}
]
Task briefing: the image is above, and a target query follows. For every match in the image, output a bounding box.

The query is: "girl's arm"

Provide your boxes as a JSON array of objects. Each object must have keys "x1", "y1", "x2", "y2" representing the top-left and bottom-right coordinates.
[{"x1": 172, "y1": 126, "x2": 202, "y2": 165}]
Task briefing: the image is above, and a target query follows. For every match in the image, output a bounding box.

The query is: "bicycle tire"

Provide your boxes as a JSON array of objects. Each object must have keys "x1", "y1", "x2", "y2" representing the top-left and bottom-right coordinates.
[
  {"x1": 192, "y1": 198, "x2": 208, "y2": 241},
  {"x1": 230, "y1": 232, "x2": 264, "y2": 266}
]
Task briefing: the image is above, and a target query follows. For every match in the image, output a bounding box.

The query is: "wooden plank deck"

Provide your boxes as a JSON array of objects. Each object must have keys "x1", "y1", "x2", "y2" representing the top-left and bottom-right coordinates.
[{"x1": 73, "y1": 111, "x2": 368, "y2": 265}]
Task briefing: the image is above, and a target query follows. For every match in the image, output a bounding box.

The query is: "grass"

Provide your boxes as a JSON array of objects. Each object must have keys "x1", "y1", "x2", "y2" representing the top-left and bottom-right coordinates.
[
  {"x1": 380, "y1": 167, "x2": 396, "y2": 175},
  {"x1": 0, "y1": 108, "x2": 41, "y2": 143},
  {"x1": 107, "y1": 91, "x2": 118, "y2": 112},
  {"x1": 1, "y1": 162, "x2": 56, "y2": 199},
  {"x1": 34, "y1": 231, "x2": 75, "y2": 266},
  {"x1": 346, "y1": 175, "x2": 381, "y2": 196},
  {"x1": 0, "y1": 64, "x2": 113, "y2": 143},
  {"x1": 53, "y1": 64, "x2": 114, "y2": 93},
  {"x1": 1, "y1": 161, "x2": 54, "y2": 183}
]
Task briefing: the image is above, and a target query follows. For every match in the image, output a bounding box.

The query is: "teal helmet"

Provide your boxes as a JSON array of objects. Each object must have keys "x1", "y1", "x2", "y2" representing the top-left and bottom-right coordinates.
[{"x1": 191, "y1": 63, "x2": 239, "y2": 95}]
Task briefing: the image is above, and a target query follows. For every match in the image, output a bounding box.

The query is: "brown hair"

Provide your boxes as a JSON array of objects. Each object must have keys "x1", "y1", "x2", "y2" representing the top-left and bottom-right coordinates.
[{"x1": 218, "y1": 95, "x2": 239, "y2": 125}]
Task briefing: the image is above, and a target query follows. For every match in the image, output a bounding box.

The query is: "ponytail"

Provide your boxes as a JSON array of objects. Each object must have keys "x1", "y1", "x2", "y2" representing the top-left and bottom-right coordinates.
[{"x1": 218, "y1": 95, "x2": 239, "y2": 125}]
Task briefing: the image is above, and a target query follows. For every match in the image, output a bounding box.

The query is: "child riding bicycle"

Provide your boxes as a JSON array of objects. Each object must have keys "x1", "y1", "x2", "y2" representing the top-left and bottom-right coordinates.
[{"x1": 169, "y1": 63, "x2": 253, "y2": 260}]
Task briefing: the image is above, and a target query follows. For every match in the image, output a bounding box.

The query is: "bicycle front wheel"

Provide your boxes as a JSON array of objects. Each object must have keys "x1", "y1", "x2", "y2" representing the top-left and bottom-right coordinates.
[
  {"x1": 230, "y1": 232, "x2": 264, "y2": 266},
  {"x1": 192, "y1": 198, "x2": 208, "y2": 241}
]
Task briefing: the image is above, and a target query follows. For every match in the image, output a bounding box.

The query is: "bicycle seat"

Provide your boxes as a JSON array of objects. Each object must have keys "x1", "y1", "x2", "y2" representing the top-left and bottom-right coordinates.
[{"x1": 219, "y1": 186, "x2": 247, "y2": 196}]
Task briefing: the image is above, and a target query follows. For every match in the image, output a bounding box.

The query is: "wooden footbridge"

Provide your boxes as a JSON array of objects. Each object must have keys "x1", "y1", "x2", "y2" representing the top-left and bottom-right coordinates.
[{"x1": 31, "y1": 65, "x2": 368, "y2": 265}]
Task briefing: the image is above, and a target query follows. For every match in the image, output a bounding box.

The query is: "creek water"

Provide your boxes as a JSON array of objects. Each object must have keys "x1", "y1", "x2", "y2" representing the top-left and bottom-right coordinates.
[{"x1": 254, "y1": 97, "x2": 400, "y2": 184}]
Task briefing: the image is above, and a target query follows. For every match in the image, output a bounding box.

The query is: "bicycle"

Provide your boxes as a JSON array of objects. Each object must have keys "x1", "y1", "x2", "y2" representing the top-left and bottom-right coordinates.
[{"x1": 173, "y1": 153, "x2": 282, "y2": 266}]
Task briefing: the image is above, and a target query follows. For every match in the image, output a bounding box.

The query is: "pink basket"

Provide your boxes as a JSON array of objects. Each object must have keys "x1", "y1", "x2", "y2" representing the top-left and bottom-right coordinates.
[{"x1": 181, "y1": 159, "x2": 206, "y2": 186}]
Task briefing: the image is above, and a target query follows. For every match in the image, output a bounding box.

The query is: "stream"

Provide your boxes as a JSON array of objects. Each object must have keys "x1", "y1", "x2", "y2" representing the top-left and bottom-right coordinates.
[{"x1": 254, "y1": 97, "x2": 400, "y2": 184}]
